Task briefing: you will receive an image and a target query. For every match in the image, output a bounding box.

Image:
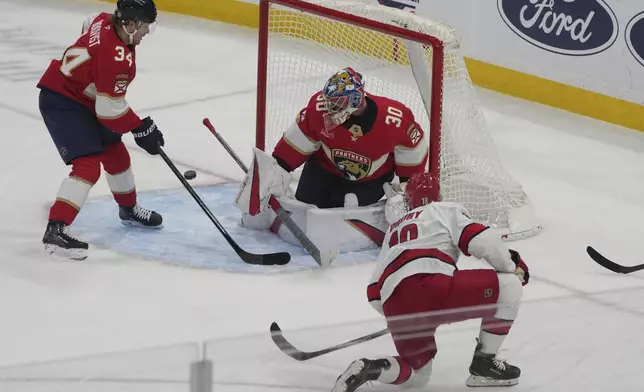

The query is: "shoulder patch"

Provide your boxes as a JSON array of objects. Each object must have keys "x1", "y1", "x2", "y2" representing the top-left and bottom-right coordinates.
[
  {"x1": 296, "y1": 109, "x2": 307, "y2": 124},
  {"x1": 407, "y1": 124, "x2": 422, "y2": 146}
]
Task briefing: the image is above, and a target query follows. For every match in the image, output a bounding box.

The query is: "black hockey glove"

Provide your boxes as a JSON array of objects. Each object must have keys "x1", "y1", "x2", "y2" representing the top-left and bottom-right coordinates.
[
  {"x1": 132, "y1": 117, "x2": 164, "y2": 155},
  {"x1": 509, "y1": 249, "x2": 530, "y2": 286}
]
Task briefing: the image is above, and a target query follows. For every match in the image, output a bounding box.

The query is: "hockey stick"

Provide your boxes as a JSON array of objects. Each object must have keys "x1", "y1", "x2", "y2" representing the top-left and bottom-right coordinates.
[
  {"x1": 587, "y1": 246, "x2": 644, "y2": 274},
  {"x1": 269, "y1": 322, "x2": 389, "y2": 361},
  {"x1": 158, "y1": 147, "x2": 290, "y2": 266},
  {"x1": 202, "y1": 118, "x2": 336, "y2": 267}
]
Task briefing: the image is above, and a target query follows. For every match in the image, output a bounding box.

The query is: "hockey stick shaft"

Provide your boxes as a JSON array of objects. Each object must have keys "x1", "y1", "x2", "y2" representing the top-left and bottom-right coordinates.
[
  {"x1": 202, "y1": 118, "x2": 326, "y2": 267},
  {"x1": 158, "y1": 147, "x2": 290, "y2": 265},
  {"x1": 587, "y1": 246, "x2": 644, "y2": 274},
  {"x1": 270, "y1": 322, "x2": 389, "y2": 361}
]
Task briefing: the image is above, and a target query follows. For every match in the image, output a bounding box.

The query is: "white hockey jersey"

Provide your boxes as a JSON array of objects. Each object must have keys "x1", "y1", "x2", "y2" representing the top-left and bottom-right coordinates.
[{"x1": 367, "y1": 202, "x2": 517, "y2": 314}]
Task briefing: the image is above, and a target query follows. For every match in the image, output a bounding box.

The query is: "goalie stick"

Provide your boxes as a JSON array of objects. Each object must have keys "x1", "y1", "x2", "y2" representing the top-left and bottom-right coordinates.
[
  {"x1": 158, "y1": 147, "x2": 290, "y2": 266},
  {"x1": 269, "y1": 322, "x2": 389, "y2": 361},
  {"x1": 587, "y1": 246, "x2": 644, "y2": 274},
  {"x1": 202, "y1": 118, "x2": 336, "y2": 267}
]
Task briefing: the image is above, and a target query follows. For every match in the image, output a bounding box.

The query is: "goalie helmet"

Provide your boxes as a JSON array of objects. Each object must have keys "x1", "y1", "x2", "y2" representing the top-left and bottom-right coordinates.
[
  {"x1": 405, "y1": 172, "x2": 437, "y2": 210},
  {"x1": 116, "y1": 0, "x2": 158, "y2": 24},
  {"x1": 321, "y1": 67, "x2": 366, "y2": 131}
]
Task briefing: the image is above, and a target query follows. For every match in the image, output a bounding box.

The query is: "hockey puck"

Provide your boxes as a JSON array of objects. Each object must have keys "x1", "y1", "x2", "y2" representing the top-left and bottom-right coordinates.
[{"x1": 183, "y1": 170, "x2": 197, "y2": 180}]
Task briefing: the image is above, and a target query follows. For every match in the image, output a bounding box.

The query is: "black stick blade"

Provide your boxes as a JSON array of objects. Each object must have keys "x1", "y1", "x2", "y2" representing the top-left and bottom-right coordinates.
[
  {"x1": 587, "y1": 246, "x2": 644, "y2": 274},
  {"x1": 270, "y1": 322, "x2": 312, "y2": 361},
  {"x1": 240, "y1": 251, "x2": 290, "y2": 266}
]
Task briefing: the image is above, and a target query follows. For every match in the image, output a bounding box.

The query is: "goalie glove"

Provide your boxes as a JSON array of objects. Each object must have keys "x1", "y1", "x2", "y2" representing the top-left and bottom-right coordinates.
[
  {"x1": 383, "y1": 181, "x2": 407, "y2": 224},
  {"x1": 509, "y1": 249, "x2": 530, "y2": 286},
  {"x1": 235, "y1": 147, "x2": 292, "y2": 216}
]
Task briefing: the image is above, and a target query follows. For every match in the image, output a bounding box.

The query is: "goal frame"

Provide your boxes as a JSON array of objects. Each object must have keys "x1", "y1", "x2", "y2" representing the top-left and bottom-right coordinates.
[{"x1": 256, "y1": 0, "x2": 445, "y2": 202}]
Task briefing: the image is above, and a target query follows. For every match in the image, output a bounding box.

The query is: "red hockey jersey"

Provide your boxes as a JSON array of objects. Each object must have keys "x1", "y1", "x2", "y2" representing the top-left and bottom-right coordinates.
[
  {"x1": 272, "y1": 91, "x2": 428, "y2": 182},
  {"x1": 37, "y1": 13, "x2": 143, "y2": 134}
]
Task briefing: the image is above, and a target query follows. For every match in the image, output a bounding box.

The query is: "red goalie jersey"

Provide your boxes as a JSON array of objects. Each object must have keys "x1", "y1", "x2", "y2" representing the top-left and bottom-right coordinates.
[
  {"x1": 37, "y1": 12, "x2": 143, "y2": 134},
  {"x1": 272, "y1": 91, "x2": 428, "y2": 182}
]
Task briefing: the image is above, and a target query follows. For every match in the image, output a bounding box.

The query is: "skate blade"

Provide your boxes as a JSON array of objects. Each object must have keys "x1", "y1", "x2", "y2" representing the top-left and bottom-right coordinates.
[
  {"x1": 331, "y1": 360, "x2": 366, "y2": 392},
  {"x1": 466, "y1": 375, "x2": 518, "y2": 387},
  {"x1": 120, "y1": 220, "x2": 164, "y2": 230},
  {"x1": 44, "y1": 244, "x2": 88, "y2": 261}
]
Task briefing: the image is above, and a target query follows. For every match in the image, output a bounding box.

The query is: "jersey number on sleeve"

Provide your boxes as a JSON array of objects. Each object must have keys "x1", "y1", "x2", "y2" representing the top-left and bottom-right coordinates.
[
  {"x1": 59, "y1": 48, "x2": 91, "y2": 77},
  {"x1": 388, "y1": 223, "x2": 418, "y2": 247}
]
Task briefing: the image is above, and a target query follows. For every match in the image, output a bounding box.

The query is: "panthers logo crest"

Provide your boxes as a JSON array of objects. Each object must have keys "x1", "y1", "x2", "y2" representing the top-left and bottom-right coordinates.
[{"x1": 332, "y1": 149, "x2": 371, "y2": 181}]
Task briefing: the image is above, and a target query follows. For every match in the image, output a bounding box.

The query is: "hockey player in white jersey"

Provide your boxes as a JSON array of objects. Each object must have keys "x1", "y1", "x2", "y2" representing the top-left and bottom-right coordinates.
[{"x1": 332, "y1": 172, "x2": 530, "y2": 391}]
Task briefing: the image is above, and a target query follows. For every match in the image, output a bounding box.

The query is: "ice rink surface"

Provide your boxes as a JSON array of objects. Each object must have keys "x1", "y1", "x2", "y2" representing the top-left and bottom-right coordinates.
[{"x1": 2, "y1": 0, "x2": 644, "y2": 390}]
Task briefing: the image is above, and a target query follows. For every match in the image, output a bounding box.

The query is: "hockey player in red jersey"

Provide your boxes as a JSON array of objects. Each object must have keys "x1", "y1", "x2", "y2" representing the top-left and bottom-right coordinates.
[
  {"x1": 37, "y1": 0, "x2": 164, "y2": 260},
  {"x1": 332, "y1": 172, "x2": 530, "y2": 391},
  {"x1": 236, "y1": 67, "x2": 428, "y2": 225}
]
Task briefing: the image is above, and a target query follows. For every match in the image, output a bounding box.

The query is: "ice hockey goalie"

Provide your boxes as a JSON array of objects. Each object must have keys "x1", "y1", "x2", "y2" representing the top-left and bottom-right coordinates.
[{"x1": 235, "y1": 67, "x2": 428, "y2": 255}]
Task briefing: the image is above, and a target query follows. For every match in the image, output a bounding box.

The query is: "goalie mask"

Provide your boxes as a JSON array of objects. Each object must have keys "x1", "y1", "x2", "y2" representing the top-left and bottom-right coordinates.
[
  {"x1": 405, "y1": 172, "x2": 438, "y2": 210},
  {"x1": 322, "y1": 67, "x2": 366, "y2": 131}
]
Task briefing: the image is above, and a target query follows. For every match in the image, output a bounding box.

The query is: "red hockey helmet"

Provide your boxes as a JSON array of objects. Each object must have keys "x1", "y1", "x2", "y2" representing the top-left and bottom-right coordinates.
[{"x1": 404, "y1": 172, "x2": 437, "y2": 210}]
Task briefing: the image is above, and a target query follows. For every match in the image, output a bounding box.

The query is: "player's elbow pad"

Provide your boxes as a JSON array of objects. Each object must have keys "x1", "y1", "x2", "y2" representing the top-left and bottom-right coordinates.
[{"x1": 468, "y1": 230, "x2": 515, "y2": 273}]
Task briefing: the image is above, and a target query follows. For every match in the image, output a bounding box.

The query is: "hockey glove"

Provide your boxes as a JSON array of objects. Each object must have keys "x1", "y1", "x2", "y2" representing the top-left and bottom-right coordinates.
[
  {"x1": 235, "y1": 147, "x2": 292, "y2": 217},
  {"x1": 383, "y1": 182, "x2": 407, "y2": 224},
  {"x1": 509, "y1": 249, "x2": 530, "y2": 286},
  {"x1": 132, "y1": 117, "x2": 164, "y2": 155}
]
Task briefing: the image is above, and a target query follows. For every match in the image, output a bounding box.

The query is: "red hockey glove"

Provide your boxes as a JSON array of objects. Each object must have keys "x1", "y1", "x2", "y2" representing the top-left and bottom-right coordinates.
[{"x1": 510, "y1": 249, "x2": 529, "y2": 286}]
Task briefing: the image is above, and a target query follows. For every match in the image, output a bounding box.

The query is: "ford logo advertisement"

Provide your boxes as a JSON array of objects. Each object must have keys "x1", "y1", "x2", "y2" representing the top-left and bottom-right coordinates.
[
  {"x1": 498, "y1": 0, "x2": 619, "y2": 56},
  {"x1": 626, "y1": 12, "x2": 644, "y2": 67}
]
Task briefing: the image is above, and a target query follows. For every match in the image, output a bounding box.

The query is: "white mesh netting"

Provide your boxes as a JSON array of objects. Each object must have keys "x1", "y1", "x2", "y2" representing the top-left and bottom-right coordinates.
[{"x1": 262, "y1": 0, "x2": 541, "y2": 236}]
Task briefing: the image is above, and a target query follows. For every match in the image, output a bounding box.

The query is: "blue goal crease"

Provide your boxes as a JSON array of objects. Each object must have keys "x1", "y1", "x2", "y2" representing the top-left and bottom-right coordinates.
[{"x1": 72, "y1": 183, "x2": 379, "y2": 273}]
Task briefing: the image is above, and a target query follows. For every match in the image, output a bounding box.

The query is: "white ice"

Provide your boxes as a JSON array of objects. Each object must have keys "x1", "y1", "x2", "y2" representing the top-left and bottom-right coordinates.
[{"x1": 1, "y1": 0, "x2": 644, "y2": 390}]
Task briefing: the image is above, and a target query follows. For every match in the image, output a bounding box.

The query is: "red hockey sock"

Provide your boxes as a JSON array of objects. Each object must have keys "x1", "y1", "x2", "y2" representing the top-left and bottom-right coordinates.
[
  {"x1": 391, "y1": 356, "x2": 413, "y2": 385},
  {"x1": 479, "y1": 318, "x2": 513, "y2": 354},
  {"x1": 102, "y1": 141, "x2": 137, "y2": 207}
]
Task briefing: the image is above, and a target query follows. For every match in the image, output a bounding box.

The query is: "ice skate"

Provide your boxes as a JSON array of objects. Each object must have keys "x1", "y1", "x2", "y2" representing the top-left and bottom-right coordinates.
[
  {"x1": 466, "y1": 339, "x2": 520, "y2": 387},
  {"x1": 332, "y1": 358, "x2": 391, "y2": 392},
  {"x1": 119, "y1": 204, "x2": 163, "y2": 228},
  {"x1": 43, "y1": 221, "x2": 88, "y2": 260}
]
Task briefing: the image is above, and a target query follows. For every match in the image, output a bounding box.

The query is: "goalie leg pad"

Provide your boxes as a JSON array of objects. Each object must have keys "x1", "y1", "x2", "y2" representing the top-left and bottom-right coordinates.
[{"x1": 240, "y1": 210, "x2": 277, "y2": 230}]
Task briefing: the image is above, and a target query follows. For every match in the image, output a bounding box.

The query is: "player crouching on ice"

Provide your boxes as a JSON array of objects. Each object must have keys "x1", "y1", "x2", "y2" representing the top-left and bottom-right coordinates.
[
  {"x1": 235, "y1": 67, "x2": 428, "y2": 254},
  {"x1": 37, "y1": 0, "x2": 165, "y2": 260},
  {"x1": 332, "y1": 172, "x2": 529, "y2": 391}
]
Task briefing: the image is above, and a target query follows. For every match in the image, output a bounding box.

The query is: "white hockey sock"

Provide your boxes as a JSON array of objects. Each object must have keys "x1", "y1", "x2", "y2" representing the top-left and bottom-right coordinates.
[
  {"x1": 105, "y1": 167, "x2": 135, "y2": 194},
  {"x1": 478, "y1": 331, "x2": 507, "y2": 354},
  {"x1": 56, "y1": 176, "x2": 93, "y2": 211},
  {"x1": 377, "y1": 357, "x2": 401, "y2": 384}
]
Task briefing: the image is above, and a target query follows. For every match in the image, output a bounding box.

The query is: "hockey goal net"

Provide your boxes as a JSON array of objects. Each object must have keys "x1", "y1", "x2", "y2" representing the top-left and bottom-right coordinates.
[{"x1": 256, "y1": 0, "x2": 542, "y2": 239}]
